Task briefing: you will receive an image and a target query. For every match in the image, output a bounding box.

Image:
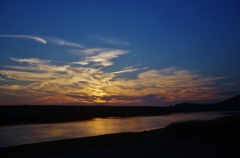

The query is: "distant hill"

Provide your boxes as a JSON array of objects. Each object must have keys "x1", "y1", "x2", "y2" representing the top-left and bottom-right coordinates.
[
  {"x1": 214, "y1": 95, "x2": 240, "y2": 110},
  {"x1": 172, "y1": 95, "x2": 240, "y2": 111},
  {"x1": 170, "y1": 102, "x2": 203, "y2": 112}
]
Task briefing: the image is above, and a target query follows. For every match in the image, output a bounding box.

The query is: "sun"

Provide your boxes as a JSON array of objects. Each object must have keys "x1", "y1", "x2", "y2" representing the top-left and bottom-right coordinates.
[{"x1": 94, "y1": 97, "x2": 106, "y2": 103}]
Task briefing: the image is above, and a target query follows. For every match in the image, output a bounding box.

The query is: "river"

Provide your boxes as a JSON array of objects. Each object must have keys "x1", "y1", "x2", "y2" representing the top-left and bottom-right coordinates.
[{"x1": 0, "y1": 112, "x2": 233, "y2": 148}]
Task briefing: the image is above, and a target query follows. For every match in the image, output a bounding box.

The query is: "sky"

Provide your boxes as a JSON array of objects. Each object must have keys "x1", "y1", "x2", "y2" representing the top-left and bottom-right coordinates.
[{"x1": 0, "y1": 0, "x2": 240, "y2": 106}]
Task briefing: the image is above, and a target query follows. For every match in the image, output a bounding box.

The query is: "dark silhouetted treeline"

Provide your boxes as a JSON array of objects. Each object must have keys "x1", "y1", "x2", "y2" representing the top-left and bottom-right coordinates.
[
  {"x1": 0, "y1": 95, "x2": 239, "y2": 126},
  {"x1": 162, "y1": 115, "x2": 240, "y2": 151},
  {"x1": 0, "y1": 106, "x2": 170, "y2": 126}
]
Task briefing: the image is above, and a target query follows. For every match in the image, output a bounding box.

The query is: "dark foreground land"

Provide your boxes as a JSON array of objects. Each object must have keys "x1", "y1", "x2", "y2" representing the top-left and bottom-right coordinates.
[
  {"x1": 0, "y1": 105, "x2": 175, "y2": 126},
  {"x1": 1, "y1": 115, "x2": 240, "y2": 158},
  {"x1": 1, "y1": 95, "x2": 240, "y2": 126}
]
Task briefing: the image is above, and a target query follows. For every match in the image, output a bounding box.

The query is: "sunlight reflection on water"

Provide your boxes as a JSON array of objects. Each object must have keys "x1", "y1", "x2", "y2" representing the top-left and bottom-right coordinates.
[{"x1": 0, "y1": 112, "x2": 231, "y2": 147}]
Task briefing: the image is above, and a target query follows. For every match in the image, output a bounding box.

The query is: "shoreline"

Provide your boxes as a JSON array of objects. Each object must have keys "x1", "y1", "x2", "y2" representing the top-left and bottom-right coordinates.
[
  {"x1": 1, "y1": 129, "x2": 239, "y2": 157},
  {"x1": 1, "y1": 104, "x2": 240, "y2": 127},
  {"x1": 1, "y1": 129, "x2": 239, "y2": 158},
  {"x1": 0, "y1": 130, "x2": 148, "y2": 157}
]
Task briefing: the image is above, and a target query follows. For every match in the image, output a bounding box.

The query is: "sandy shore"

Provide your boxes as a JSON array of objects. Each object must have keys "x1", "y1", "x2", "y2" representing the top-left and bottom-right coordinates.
[{"x1": 29, "y1": 129, "x2": 239, "y2": 158}]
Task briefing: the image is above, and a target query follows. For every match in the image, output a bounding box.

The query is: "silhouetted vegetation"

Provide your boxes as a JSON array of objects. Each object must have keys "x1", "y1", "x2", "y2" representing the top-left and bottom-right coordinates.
[
  {"x1": 0, "y1": 95, "x2": 239, "y2": 126},
  {"x1": 0, "y1": 106, "x2": 171, "y2": 126},
  {"x1": 162, "y1": 115, "x2": 240, "y2": 151},
  {"x1": 0, "y1": 132, "x2": 147, "y2": 158}
]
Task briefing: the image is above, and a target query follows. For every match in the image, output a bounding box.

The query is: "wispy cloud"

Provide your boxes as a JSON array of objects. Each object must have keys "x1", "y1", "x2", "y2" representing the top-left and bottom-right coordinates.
[
  {"x1": 47, "y1": 37, "x2": 85, "y2": 48},
  {"x1": 91, "y1": 35, "x2": 130, "y2": 45},
  {"x1": 0, "y1": 34, "x2": 47, "y2": 44},
  {"x1": 71, "y1": 61, "x2": 89, "y2": 65},
  {"x1": 0, "y1": 34, "x2": 230, "y2": 105},
  {"x1": 112, "y1": 68, "x2": 139, "y2": 74},
  {"x1": 101, "y1": 67, "x2": 226, "y2": 103},
  {"x1": 69, "y1": 48, "x2": 109, "y2": 56},
  {"x1": 0, "y1": 35, "x2": 86, "y2": 48},
  {"x1": 10, "y1": 57, "x2": 50, "y2": 64},
  {"x1": 71, "y1": 49, "x2": 128, "y2": 67},
  {"x1": 111, "y1": 65, "x2": 140, "y2": 74},
  {"x1": 0, "y1": 70, "x2": 55, "y2": 82},
  {"x1": 0, "y1": 58, "x2": 226, "y2": 105}
]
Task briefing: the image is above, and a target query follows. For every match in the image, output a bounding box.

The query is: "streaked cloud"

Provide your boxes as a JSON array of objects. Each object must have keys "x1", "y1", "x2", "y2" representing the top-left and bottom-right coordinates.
[
  {"x1": 101, "y1": 67, "x2": 225, "y2": 103},
  {"x1": 71, "y1": 61, "x2": 89, "y2": 65},
  {"x1": 0, "y1": 35, "x2": 229, "y2": 105},
  {"x1": 71, "y1": 49, "x2": 128, "y2": 67},
  {"x1": 112, "y1": 65, "x2": 139, "y2": 74},
  {"x1": 0, "y1": 57, "x2": 226, "y2": 105},
  {"x1": 0, "y1": 34, "x2": 47, "y2": 44},
  {"x1": 0, "y1": 70, "x2": 55, "y2": 82},
  {"x1": 112, "y1": 68, "x2": 139, "y2": 75},
  {"x1": 47, "y1": 37, "x2": 85, "y2": 48},
  {"x1": 123, "y1": 66, "x2": 135, "y2": 70},
  {"x1": 10, "y1": 57, "x2": 50, "y2": 64},
  {"x1": 69, "y1": 48, "x2": 109, "y2": 56},
  {"x1": 0, "y1": 35, "x2": 85, "y2": 48},
  {"x1": 91, "y1": 35, "x2": 130, "y2": 45}
]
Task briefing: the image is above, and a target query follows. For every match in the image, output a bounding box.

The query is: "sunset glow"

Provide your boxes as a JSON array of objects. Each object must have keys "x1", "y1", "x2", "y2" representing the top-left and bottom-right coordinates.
[{"x1": 0, "y1": 0, "x2": 239, "y2": 105}]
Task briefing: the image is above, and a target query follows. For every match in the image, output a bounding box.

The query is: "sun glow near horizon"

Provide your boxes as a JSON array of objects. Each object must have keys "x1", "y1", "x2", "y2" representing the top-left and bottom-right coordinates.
[
  {"x1": 0, "y1": 36, "x2": 228, "y2": 105},
  {"x1": 0, "y1": 1, "x2": 239, "y2": 105}
]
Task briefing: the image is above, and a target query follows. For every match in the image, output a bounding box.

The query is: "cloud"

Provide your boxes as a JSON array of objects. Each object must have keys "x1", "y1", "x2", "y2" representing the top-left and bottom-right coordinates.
[
  {"x1": 98, "y1": 67, "x2": 226, "y2": 104},
  {"x1": 0, "y1": 58, "x2": 226, "y2": 105},
  {"x1": 71, "y1": 49, "x2": 128, "y2": 67},
  {"x1": 123, "y1": 66, "x2": 135, "y2": 70},
  {"x1": 136, "y1": 67, "x2": 225, "y2": 88},
  {"x1": 47, "y1": 37, "x2": 85, "y2": 48},
  {"x1": 10, "y1": 57, "x2": 50, "y2": 64},
  {"x1": 0, "y1": 70, "x2": 55, "y2": 82},
  {"x1": 0, "y1": 34, "x2": 47, "y2": 44},
  {"x1": 0, "y1": 33, "x2": 229, "y2": 105},
  {"x1": 112, "y1": 66, "x2": 139, "y2": 75},
  {"x1": 112, "y1": 68, "x2": 139, "y2": 74},
  {"x1": 9, "y1": 58, "x2": 71, "y2": 74},
  {"x1": 91, "y1": 35, "x2": 130, "y2": 45},
  {"x1": 0, "y1": 35, "x2": 86, "y2": 49},
  {"x1": 69, "y1": 48, "x2": 109, "y2": 56},
  {"x1": 71, "y1": 61, "x2": 89, "y2": 65}
]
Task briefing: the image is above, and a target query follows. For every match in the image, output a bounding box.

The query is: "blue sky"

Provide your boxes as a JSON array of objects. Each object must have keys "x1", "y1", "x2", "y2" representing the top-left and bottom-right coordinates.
[{"x1": 0, "y1": 0, "x2": 240, "y2": 105}]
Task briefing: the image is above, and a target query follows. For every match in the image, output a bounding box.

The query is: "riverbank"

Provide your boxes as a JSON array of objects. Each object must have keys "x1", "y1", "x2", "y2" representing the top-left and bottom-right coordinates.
[
  {"x1": 1, "y1": 94, "x2": 239, "y2": 126},
  {"x1": 162, "y1": 115, "x2": 240, "y2": 152},
  {"x1": 0, "y1": 106, "x2": 179, "y2": 126},
  {"x1": 0, "y1": 106, "x2": 239, "y2": 127},
  {"x1": 1, "y1": 115, "x2": 240, "y2": 158},
  {"x1": 0, "y1": 132, "x2": 147, "y2": 158}
]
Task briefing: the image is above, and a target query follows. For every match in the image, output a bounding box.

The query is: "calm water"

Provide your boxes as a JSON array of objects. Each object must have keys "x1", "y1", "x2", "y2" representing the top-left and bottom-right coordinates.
[{"x1": 0, "y1": 112, "x2": 232, "y2": 148}]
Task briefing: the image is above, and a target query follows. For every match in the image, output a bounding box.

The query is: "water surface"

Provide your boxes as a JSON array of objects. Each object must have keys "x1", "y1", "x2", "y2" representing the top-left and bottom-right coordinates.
[{"x1": 0, "y1": 112, "x2": 231, "y2": 147}]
